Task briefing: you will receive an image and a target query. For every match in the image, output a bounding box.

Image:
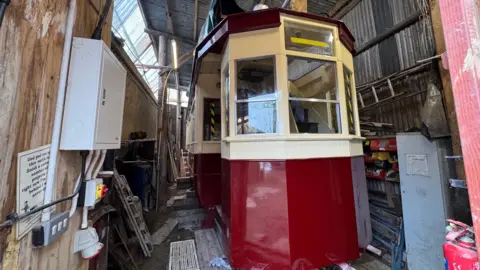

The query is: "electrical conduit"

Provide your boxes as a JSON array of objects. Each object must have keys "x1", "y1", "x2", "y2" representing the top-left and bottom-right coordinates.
[
  {"x1": 81, "y1": 150, "x2": 106, "y2": 229},
  {"x1": 42, "y1": 0, "x2": 77, "y2": 222},
  {"x1": 69, "y1": 151, "x2": 93, "y2": 217}
]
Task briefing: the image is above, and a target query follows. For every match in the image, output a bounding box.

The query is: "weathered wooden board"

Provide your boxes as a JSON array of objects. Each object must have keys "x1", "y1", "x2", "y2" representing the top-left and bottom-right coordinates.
[
  {"x1": 0, "y1": 0, "x2": 114, "y2": 269},
  {"x1": 122, "y1": 75, "x2": 158, "y2": 139},
  {"x1": 194, "y1": 229, "x2": 225, "y2": 270},
  {"x1": 152, "y1": 218, "x2": 178, "y2": 245}
]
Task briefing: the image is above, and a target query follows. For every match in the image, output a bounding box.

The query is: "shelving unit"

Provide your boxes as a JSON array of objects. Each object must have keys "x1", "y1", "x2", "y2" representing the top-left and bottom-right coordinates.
[{"x1": 364, "y1": 138, "x2": 405, "y2": 270}]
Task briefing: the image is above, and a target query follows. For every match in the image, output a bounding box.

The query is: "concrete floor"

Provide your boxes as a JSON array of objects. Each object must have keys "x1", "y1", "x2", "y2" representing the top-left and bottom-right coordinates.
[
  {"x1": 137, "y1": 184, "x2": 391, "y2": 270},
  {"x1": 351, "y1": 253, "x2": 390, "y2": 270}
]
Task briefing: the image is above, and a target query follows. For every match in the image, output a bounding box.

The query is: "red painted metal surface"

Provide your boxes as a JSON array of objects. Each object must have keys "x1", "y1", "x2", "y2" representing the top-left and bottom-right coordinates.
[
  {"x1": 222, "y1": 157, "x2": 359, "y2": 269},
  {"x1": 439, "y1": 0, "x2": 480, "y2": 255},
  {"x1": 444, "y1": 220, "x2": 479, "y2": 269},
  {"x1": 286, "y1": 158, "x2": 359, "y2": 267},
  {"x1": 194, "y1": 153, "x2": 222, "y2": 207}
]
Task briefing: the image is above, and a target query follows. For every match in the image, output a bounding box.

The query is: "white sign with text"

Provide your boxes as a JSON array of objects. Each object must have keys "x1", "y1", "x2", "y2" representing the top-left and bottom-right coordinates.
[{"x1": 16, "y1": 145, "x2": 51, "y2": 240}]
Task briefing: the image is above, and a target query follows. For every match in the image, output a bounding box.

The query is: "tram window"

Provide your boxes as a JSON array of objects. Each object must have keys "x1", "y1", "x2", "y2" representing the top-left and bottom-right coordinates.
[
  {"x1": 203, "y1": 98, "x2": 221, "y2": 141},
  {"x1": 287, "y1": 56, "x2": 341, "y2": 134},
  {"x1": 284, "y1": 21, "x2": 334, "y2": 56},
  {"x1": 236, "y1": 57, "x2": 278, "y2": 135},
  {"x1": 344, "y1": 66, "x2": 356, "y2": 135}
]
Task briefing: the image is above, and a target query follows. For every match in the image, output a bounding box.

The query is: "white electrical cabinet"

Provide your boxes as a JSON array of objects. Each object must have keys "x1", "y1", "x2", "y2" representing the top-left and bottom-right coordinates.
[{"x1": 60, "y1": 38, "x2": 127, "y2": 150}]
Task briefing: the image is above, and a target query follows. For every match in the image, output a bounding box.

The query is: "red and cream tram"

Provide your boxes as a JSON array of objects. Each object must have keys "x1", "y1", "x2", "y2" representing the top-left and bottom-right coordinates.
[{"x1": 185, "y1": 8, "x2": 371, "y2": 269}]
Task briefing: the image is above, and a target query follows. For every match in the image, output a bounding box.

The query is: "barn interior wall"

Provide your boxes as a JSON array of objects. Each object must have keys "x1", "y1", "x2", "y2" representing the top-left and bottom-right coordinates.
[
  {"x1": 342, "y1": 0, "x2": 470, "y2": 222},
  {"x1": 0, "y1": 0, "x2": 157, "y2": 269},
  {"x1": 342, "y1": 0, "x2": 438, "y2": 133}
]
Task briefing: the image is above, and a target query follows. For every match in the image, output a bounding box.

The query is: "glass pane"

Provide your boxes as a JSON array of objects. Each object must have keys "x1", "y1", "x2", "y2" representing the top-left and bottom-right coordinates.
[
  {"x1": 343, "y1": 66, "x2": 356, "y2": 135},
  {"x1": 284, "y1": 21, "x2": 334, "y2": 56},
  {"x1": 287, "y1": 56, "x2": 337, "y2": 100},
  {"x1": 236, "y1": 57, "x2": 276, "y2": 101},
  {"x1": 224, "y1": 67, "x2": 230, "y2": 137},
  {"x1": 236, "y1": 101, "x2": 277, "y2": 135},
  {"x1": 204, "y1": 99, "x2": 221, "y2": 141},
  {"x1": 289, "y1": 101, "x2": 341, "y2": 134}
]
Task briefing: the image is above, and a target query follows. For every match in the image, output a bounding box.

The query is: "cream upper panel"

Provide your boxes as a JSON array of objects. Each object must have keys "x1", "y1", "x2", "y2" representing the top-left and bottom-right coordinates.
[
  {"x1": 228, "y1": 28, "x2": 283, "y2": 60},
  {"x1": 217, "y1": 17, "x2": 361, "y2": 140}
]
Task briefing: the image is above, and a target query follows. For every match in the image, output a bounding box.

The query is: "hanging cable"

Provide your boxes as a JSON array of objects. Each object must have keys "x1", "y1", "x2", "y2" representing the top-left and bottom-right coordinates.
[
  {"x1": 0, "y1": 0, "x2": 10, "y2": 29},
  {"x1": 0, "y1": 151, "x2": 89, "y2": 229},
  {"x1": 281, "y1": 0, "x2": 291, "y2": 8},
  {"x1": 91, "y1": 0, "x2": 113, "y2": 40}
]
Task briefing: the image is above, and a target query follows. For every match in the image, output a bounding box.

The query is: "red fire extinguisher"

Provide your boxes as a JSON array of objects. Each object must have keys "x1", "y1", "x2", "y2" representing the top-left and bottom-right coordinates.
[{"x1": 444, "y1": 219, "x2": 480, "y2": 269}]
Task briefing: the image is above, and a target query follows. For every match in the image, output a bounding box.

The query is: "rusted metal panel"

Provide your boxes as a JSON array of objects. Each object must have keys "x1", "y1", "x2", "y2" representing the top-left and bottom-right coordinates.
[{"x1": 439, "y1": 0, "x2": 480, "y2": 255}]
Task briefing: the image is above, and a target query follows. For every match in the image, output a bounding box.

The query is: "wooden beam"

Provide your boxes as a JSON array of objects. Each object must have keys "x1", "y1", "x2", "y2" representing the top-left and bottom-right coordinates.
[
  {"x1": 329, "y1": 0, "x2": 361, "y2": 19},
  {"x1": 439, "y1": 0, "x2": 480, "y2": 248},
  {"x1": 157, "y1": 35, "x2": 168, "y2": 209},
  {"x1": 164, "y1": 0, "x2": 174, "y2": 34},
  {"x1": 193, "y1": 0, "x2": 199, "y2": 41},
  {"x1": 430, "y1": 0, "x2": 464, "y2": 179},
  {"x1": 291, "y1": 0, "x2": 307, "y2": 12},
  {"x1": 176, "y1": 48, "x2": 194, "y2": 68},
  {"x1": 328, "y1": 0, "x2": 349, "y2": 17},
  {"x1": 145, "y1": 28, "x2": 196, "y2": 46},
  {"x1": 355, "y1": 11, "x2": 422, "y2": 55}
]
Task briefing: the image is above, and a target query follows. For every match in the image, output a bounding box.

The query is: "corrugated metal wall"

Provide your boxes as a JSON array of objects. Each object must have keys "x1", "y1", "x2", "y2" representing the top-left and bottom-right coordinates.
[{"x1": 342, "y1": 0, "x2": 440, "y2": 133}]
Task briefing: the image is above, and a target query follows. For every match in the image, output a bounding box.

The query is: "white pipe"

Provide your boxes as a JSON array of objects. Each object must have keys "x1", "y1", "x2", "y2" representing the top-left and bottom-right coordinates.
[
  {"x1": 92, "y1": 150, "x2": 107, "y2": 179},
  {"x1": 42, "y1": 0, "x2": 77, "y2": 222},
  {"x1": 81, "y1": 150, "x2": 105, "y2": 228},
  {"x1": 69, "y1": 151, "x2": 93, "y2": 217},
  {"x1": 86, "y1": 150, "x2": 100, "y2": 180},
  {"x1": 81, "y1": 206, "x2": 89, "y2": 229}
]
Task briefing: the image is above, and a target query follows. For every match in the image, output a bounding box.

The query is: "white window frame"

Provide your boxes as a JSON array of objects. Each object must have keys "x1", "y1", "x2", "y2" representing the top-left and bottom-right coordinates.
[{"x1": 234, "y1": 55, "x2": 279, "y2": 136}]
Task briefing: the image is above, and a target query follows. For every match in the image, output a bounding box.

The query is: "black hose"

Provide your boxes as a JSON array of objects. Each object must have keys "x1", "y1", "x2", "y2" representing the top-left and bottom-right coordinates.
[
  {"x1": 0, "y1": 151, "x2": 89, "y2": 229},
  {"x1": 0, "y1": 0, "x2": 11, "y2": 28},
  {"x1": 91, "y1": 0, "x2": 113, "y2": 40}
]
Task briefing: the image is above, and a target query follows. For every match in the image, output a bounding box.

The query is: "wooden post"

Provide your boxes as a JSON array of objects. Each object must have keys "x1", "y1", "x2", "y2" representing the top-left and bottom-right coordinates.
[
  {"x1": 291, "y1": 0, "x2": 307, "y2": 12},
  {"x1": 175, "y1": 71, "x2": 181, "y2": 174},
  {"x1": 430, "y1": 0, "x2": 464, "y2": 178},
  {"x1": 430, "y1": 0, "x2": 470, "y2": 222},
  {"x1": 439, "y1": 0, "x2": 480, "y2": 253},
  {"x1": 156, "y1": 35, "x2": 168, "y2": 209}
]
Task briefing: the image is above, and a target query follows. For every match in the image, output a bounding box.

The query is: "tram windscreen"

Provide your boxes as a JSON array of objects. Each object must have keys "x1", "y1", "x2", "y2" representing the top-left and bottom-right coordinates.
[{"x1": 287, "y1": 56, "x2": 341, "y2": 134}]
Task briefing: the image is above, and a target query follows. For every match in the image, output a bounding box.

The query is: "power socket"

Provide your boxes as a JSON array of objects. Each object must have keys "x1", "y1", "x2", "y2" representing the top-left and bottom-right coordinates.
[{"x1": 32, "y1": 211, "x2": 70, "y2": 247}]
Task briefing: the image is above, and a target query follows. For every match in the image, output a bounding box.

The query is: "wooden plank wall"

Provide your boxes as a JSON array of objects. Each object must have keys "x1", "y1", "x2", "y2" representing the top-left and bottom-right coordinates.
[
  {"x1": 0, "y1": 0, "x2": 113, "y2": 269},
  {"x1": 122, "y1": 74, "x2": 158, "y2": 140}
]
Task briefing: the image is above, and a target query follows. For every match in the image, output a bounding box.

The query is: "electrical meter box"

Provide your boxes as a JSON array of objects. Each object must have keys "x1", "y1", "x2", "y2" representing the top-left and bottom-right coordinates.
[{"x1": 60, "y1": 38, "x2": 127, "y2": 150}]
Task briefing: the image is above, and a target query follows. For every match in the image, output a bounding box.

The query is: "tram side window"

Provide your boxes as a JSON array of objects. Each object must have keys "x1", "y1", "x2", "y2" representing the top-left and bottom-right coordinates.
[
  {"x1": 236, "y1": 57, "x2": 277, "y2": 135},
  {"x1": 287, "y1": 56, "x2": 341, "y2": 134},
  {"x1": 203, "y1": 98, "x2": 221, "y2": 141}
]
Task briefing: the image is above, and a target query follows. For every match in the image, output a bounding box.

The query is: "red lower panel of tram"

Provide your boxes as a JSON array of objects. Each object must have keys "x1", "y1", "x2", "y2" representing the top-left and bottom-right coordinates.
[{"x1": 218, "y1": 157, "x2": 360, "y2": 269}]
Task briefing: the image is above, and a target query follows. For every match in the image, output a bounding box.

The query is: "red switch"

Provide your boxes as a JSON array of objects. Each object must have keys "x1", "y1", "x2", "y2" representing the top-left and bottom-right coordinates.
[{"x1": 101, "y1": 185, "x2": 108, "y2": 198}]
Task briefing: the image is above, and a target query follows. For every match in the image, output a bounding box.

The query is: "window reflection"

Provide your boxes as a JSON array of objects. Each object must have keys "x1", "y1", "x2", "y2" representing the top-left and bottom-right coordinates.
[
  {"x1": 287, "y1": 56, "x2": 341, "y2": 134},
  {"x1": 284, "y1": 21, "x2": 334, "y2": 56},
  {"x1": 236, "y1": 57, "x2": 278, "y2": 135}
]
